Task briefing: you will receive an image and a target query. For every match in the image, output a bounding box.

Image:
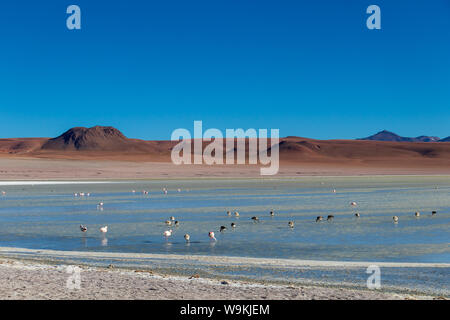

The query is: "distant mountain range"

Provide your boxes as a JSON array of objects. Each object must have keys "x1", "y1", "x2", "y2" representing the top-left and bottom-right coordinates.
[{"x1": 359, "y1": 130, "x2": 449, "y2": 142}]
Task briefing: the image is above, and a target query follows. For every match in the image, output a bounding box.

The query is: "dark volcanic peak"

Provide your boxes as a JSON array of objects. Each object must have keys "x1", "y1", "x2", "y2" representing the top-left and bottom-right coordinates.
[
  {"x1": 41, "y1": 126, "x2": 130, "y2": 151},
  {"x1": 439, "y1": 136, "x2": 450, "y2": 142},
  {"x1": 360, "y1": 130, "x2": 441, "y2": 142},
  {"x1": 360, "y1": 130, "x2": 406, "y2": 142}
]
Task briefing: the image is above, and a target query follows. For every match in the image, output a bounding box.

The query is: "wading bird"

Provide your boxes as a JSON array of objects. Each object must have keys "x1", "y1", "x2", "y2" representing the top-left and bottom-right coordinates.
[
  {"x1": 288, "y1": 221, "x2": 294, "y2": 228},
  {"x1": 327, "y1": 215, "x2": 334, "y2": 221},
  {"x1": 393, "y1": 216, "x2": 399, "y2": 223},
  {"x1": 80, "y1": 225, "x2": 87, "y2": 232},
  {"x1": 99, "y1": 226, "x2": 108, "y2": 234},
  {"x1": 208, "y1": 231, "x2": 216, "y2": 241},
  {"x1": 163, "y1": 229, "x2": 172, "y2": 239},
  {"x1": 316, "y1": 216, "x2": 323, "y2": 222},
  {"x1": 220, "y1": 226, "x2": 227, "y2": 232},
  {"x1": 184, "y1": 234, "x2": 190, "y2": 242}
]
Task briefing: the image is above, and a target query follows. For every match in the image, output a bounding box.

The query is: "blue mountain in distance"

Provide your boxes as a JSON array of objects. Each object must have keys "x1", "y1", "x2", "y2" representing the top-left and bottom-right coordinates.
[{"x1": 359, "y1": 130, "x2": 446, "y2": 142}]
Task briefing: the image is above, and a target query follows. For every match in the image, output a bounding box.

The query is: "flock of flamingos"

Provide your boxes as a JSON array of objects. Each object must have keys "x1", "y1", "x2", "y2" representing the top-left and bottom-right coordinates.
[{"x1": 0, "y1": 188, "x2": 438, "y2": 244}]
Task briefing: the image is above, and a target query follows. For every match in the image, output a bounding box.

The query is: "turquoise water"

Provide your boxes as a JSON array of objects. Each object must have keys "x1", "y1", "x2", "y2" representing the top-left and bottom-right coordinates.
[
  {"x1": 0, "y1": 177, "x2": 449, "y2": 262},
  {"x1": 0, "y1": 177, "x2": 449, "y2": 294}
]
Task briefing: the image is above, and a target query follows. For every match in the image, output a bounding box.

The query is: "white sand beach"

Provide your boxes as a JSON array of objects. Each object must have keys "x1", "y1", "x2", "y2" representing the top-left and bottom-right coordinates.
[{"x1": 0, "y1": 257, "x2": 441, "y2": 300}]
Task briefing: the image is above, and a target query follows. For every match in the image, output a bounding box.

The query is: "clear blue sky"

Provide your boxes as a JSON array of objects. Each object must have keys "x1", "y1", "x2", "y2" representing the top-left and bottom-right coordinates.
[{"x1": 0, "y1": 0, "x2": 449, "y2": 140}]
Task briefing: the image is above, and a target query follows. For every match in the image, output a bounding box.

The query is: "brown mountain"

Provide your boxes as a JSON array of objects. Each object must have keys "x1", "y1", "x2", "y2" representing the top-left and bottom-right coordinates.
[
  {"x1": 0, "y1": 126, "x2": 449, "y2": 171},
  {"x1": 42, "y1": 126, "x2": 137, "y2": 151}
]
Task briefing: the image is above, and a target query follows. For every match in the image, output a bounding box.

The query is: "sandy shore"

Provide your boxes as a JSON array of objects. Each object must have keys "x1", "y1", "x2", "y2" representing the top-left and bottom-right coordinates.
[
  {"x1": 0, "y1": 257, "x2": 440, "y2": 300},
  {"x1": 1, "y1": 158, "x2": 450, "y2": 180}
]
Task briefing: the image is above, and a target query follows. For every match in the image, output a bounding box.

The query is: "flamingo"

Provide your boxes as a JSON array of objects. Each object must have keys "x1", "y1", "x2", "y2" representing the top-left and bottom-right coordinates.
[
  {"x1": 74, "y1": 193, "x2": 79, "y2": 197},
  {"x1": 316, "y1": 216, "x2": 323, "y2": 222},
  {"x1": 288, "y1": 221, "x2": 294, "y2": 228},
  {"x1": 355, "y1": 213, "x2": 360, "y2": 218},
  {"x1": 174, "y1": 221, "x2": 180, "y2": 227},
  {"x1": 270, "y1": 210, "x2": 274, "y2": 216},
  {"x1": 231, "y1": 222, "x2": 236, "y2": 228},
  {"x1": 251, "y1": 216, "x2": 259, "y2": 222},
  {"x1": 393, "y1": 216, "x2": 399, "y2": 223},
  {"x1": 415, "y1": 212, "x2": 420, "y2": 217},
  {"x1": 99, "y1": 226, "x2": 108, "y2": 233},
  {"x1": 80, "y1": 225, "x2": 87, "y2": 232},
  {"x1": 234, "y1": 211, "x2": 240, "y2": 217},
  {"x1": 332, "y1": 189, "x2": 336, "y2": 193},
  {"x1": 165, "y1": 220, "x2": 172, "y2": 226},
  {"x1": 227, "y1": 211, "x2": 231, "y2": 216},
  {"x1": 432, "y1": 211, "x2": 437, "y2": 216},
  {"x1": 98, "y1": 202, "x2": 104, "y2": 207},
  {"x1": 220, "y1": 226, "x2": 227, "y2": 232},
  {"x1": 208, "y1": 231, "x2": 216, "y2": 241},
  {"x1": 350, "y1": 202, "x2": 357, "y2": 207},
  {"x1": 184, "y1": 234, "x2": 190, "y2": 242},
  {"x1": 169, "y1": 216, "x2": 175, "y2": 221},
  {"x1": 1, "y1": 191, "x2": 5, "y2": 196},
  {"x1": 327, "y1": 215, "x2": 334, "y2": 221},
  {"x1": 163, "y1": 229, "x2": 173, "y2": 239}
]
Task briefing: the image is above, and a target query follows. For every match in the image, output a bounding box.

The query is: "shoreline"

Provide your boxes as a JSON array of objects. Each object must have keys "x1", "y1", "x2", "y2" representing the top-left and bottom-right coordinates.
[
  {"x1": 0, "y1": 158, "x2": 449, "y2": 180},
  {"x1": 1, "y1": 246, "x2": 449, "y2": 268},
  {"x1": 0, "y1": 256, "x2": 443, "y2": 300},
  {"x1": 1, "y1": 174, "x2": 450, "y2": 183},
  {"x1": 0, "y1": 246, "x2": 448, "y2": 300}
]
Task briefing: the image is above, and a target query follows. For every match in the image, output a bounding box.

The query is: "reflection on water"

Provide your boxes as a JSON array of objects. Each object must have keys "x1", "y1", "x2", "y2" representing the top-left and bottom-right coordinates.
[{"x1": 0, "y1": 176, "x2": 448, "y2": 264}]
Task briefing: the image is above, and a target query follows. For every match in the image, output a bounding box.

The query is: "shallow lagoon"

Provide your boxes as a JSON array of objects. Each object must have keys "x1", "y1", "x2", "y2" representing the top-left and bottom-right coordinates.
[{"x1": 0, "y1": 176, "x2": 449, "y2": 294}]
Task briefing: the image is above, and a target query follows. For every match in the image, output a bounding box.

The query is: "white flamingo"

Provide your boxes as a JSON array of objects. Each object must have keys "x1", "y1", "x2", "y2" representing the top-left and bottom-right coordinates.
[
  {"x1": 80, "y1": 225, "x2": 87, "y2": 232},
  {"x1": 163, "y1": 229, "x2": 173, "y2": 239},
  {"x1": 393, "y1": 216, "x2": 399, "y2": 223},
  {"x1": 208, "y1": 231, "x2": 216, "y2": 241},
  {"x1": 350, "y1": 202, "x2": 357, "y2": 207},
  {"x1": 99, "y1": 226, "x2": 108, "y2": 233},
  {"x1": 184, "y1": 234, "x2": 190, "y2": 242}
]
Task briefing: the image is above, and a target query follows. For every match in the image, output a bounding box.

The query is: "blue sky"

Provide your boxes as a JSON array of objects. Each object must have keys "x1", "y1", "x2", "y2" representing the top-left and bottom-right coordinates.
[{"x1": 0, "y1": 0, "x2": 449, "y2": 140}]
